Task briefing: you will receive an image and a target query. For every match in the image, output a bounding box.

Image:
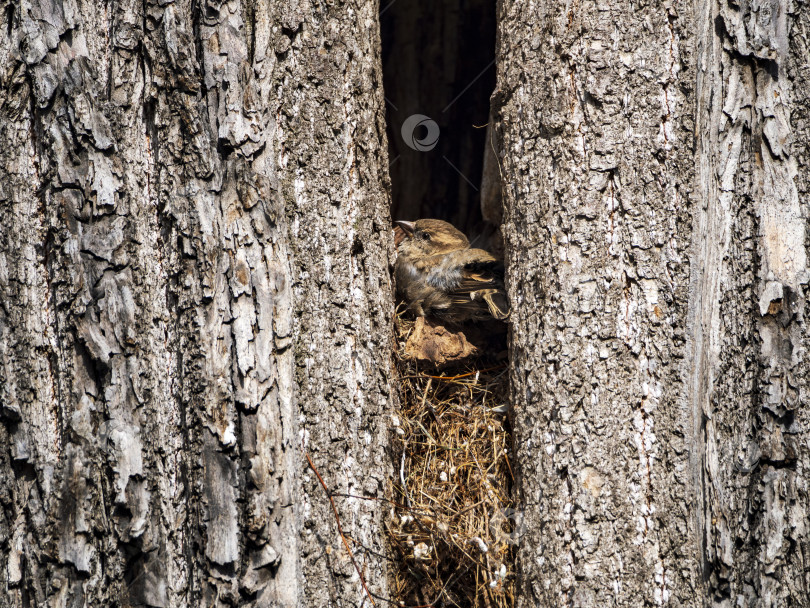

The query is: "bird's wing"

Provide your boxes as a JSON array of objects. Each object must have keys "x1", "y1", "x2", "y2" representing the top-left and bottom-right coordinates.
[
  {"x1": 446, "y1": 251, "x2": 510, "y2": 320},
  {"x1": 479, "y1": 289, "x2": 511, "y2": 320}
]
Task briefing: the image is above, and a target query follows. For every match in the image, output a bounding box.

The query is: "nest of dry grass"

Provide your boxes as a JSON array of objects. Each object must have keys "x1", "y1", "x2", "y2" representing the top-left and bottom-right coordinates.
[{"x1": 388, "y1": 308, "x2": 515, "y2": 608}]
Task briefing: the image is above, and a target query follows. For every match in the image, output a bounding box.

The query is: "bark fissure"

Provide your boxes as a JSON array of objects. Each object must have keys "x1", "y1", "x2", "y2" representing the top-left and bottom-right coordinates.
[
  {"x1": 1, "y1": 0, "x2": 394, "y2": 606},
  {"x1": 690, "y1": 0, "x2": 810, "y2": 603},
  {"x1": 497, "y1": 0, "x2": 699, "y2": 604}
]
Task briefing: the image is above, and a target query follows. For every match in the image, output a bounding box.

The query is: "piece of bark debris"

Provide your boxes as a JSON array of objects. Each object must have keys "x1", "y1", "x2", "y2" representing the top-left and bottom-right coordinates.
[{"x1": 404, "y1": 317, "x2": 478, "y2": 367}]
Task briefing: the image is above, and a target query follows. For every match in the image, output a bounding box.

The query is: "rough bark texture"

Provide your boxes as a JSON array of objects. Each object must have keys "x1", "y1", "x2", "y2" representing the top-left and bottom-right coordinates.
[
  {"x1": 692, "y1": 0, "x2": 810, "y2": 603},
  {"x1": 0, "y1": 0, "x2": 393, "y2": 606},
  {"x1": 496, "y1": 0, "x2": 809, "y2": 606},
  {"x1": 5, "y1": 0, "x2": 810, "y2": 605}
]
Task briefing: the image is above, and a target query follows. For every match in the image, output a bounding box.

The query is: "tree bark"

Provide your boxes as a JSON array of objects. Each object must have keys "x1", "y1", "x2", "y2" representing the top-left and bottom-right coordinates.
[
  {"x1": 0, "y1": 0, "x2": 393, "y2": 607},
  {"x1": 6, "y1": 0, "x2": 810, "y2": 605},
  {"x1": 496, "y1": 0, "x2": 809, "y2": 606}
]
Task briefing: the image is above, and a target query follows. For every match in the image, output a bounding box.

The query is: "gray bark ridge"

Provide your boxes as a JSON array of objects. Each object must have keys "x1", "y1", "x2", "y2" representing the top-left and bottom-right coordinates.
[
  {"x1": 0, "y1": 0, "x2": 394, "y2": 607},
  {"x1": 497, "y1": 0, "x2": 809, "y2": 605},
  {"x1": 691, "y1": 0, "x2": 810, "y2": 604}
]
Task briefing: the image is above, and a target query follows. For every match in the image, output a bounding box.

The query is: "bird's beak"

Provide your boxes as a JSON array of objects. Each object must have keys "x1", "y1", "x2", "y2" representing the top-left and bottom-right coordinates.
[{"x1": 396, "y1": 221, "x2": 415, "y2": 237}]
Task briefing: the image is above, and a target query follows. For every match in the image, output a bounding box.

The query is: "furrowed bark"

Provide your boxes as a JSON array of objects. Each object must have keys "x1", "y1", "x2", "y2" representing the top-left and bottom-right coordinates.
[
  {"x1": 0, "y1": 1, "x2": 393, "y2": 607},
  {"x1": 692, "y1": 0, "x2": 810, "y2": 603},
  {"x1": 496, "y1": 0, "x2": 809, "y2": 605},
  {"x1": 4, "y1": 0, "x2": 810, "y2": 605}
]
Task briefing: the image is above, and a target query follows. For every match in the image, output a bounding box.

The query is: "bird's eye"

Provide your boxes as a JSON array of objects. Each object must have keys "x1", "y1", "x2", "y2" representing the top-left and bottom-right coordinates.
[{"x1": 418, "y1": 231, "x2": 431, "y2": 242}]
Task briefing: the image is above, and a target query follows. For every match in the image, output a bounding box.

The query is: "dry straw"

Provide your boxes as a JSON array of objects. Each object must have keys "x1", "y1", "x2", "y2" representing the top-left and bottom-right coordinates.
[{"x1": 388, "y1": 308, "x2": 516, "y2": 608}]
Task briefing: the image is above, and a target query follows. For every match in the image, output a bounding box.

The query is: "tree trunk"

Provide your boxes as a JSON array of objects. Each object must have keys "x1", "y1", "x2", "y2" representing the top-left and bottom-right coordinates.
[
  {"x1": 496, "y1": 0, "x2": 809, "y2": 606},
  {"x1": 5, "y1": 0, "x2": 810, "y2": 605},
  {"x1": 0, "y1": 0, "x2": 393, "y2": 606}
]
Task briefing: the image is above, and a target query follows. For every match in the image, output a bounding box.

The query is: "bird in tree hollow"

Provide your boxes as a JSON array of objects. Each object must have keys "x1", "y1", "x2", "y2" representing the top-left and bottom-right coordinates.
[{"x1": 394, "y1": 219, "x2": 510, "y2": 323}]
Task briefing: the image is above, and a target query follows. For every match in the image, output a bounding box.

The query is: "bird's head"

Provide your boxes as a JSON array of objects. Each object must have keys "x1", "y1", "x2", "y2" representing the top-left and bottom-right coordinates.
[{"x1": 396, "y1": 219, "x2": 470, "y2": 258}]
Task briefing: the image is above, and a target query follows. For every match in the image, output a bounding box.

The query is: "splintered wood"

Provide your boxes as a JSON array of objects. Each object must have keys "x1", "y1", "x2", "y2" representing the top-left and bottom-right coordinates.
[{"x1": 390, "y1": 310, "x2": 515, "y2": 608}]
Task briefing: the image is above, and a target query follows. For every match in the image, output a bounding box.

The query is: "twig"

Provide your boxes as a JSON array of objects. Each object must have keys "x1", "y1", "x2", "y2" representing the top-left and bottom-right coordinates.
[
  {"x1": 404, "y1": 565, "x2": 473, "y2": 608},
  {"x1": 420, "y1": 377, "x2": 433, "y2": 407},
  {"x1": 306, "y1": 452, "x2": 376, "y2": 607},
  {"x1": 401, "y1": 365, "x2": 506, "y2": 382},
  {"x1": 401, "y1": 440, "x2": 411, "y2": 508}
]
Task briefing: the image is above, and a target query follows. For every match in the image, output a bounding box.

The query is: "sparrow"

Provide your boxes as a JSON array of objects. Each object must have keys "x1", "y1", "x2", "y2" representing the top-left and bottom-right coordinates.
[{"x1": 394, "y1": 219, "x2": 510, "y2": 322}]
